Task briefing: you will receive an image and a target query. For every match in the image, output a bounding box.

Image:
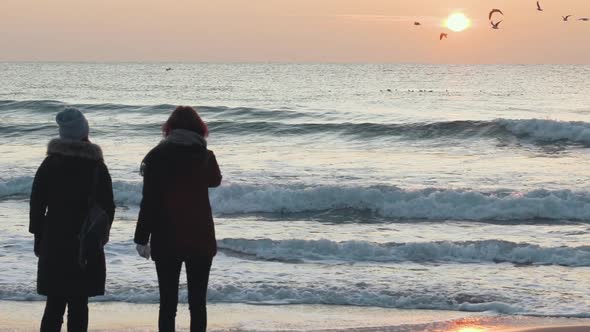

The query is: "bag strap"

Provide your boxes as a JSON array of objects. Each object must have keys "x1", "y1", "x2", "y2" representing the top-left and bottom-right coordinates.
[{"x1": 87, "y1": 162, "x2": 101, "y2": 207}]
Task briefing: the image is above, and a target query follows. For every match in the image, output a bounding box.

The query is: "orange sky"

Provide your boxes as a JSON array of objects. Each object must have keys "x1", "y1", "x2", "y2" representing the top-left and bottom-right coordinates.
[{"x1": 1, "y1": 0, "x2": 590, "y2": 63}]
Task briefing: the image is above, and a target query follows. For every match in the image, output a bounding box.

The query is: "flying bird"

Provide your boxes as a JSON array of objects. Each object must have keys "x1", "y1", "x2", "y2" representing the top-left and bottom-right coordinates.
[
  {"x1": 491, "y1": 20, "x2": 503, "y2": 29},
  {"x1": 440, "y1": 33, "x2": 448, "y2": 40},
  {"x1": 536, "y1": 1, "x2": 543, "y2": 12},
  {"x1": 562, "y1": 15, "x2": 573, "y2": 21},
  {"x1": 414, "y1": 21, "x2": 421, "y2": 26},
  {"x1": 489, "y1": 9, "x2": 504, "y2": 21},
  {"x1": 579, "y1": 18, "x2": 589, "y2": 21},
  {"x1": 165, "y1": 67, "x2": 172, "y2": 71}
]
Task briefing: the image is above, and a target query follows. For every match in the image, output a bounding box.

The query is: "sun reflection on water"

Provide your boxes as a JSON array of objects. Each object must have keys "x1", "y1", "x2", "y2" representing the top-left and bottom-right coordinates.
[
  {"x1": 456, "y1": 328, "x2": 487, "y2": 332},
  {"x1": 445, "y1": 318, "x2": 491, "y2": 332}
]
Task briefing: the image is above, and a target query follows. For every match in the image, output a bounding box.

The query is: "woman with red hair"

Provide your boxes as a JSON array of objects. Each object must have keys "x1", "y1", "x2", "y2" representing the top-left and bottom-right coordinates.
[{"x1": 134, "y1": 106, "x2": 222, "y2": 332}]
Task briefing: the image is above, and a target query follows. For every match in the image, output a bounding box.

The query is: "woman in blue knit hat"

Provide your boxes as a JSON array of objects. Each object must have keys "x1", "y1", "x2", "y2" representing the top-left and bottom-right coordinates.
[{"x1": 29, "y1": 108, "x2": 115, "y2": 332}]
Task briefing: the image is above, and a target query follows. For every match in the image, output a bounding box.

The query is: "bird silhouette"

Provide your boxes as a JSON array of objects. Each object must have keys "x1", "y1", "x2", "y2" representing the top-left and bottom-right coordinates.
[
  {"x1": 440, "y1": 33, "x2": 448, "y2": 40},
  {"x1": 414, "y1": 21, "x2": 421, "y2": 26},
  {"x1": 579, "y1": 18, "x2": 589, "y2": 21},
  {"x1": 491, "y1": 20, "x2": 503, "y2": 29},
  {"x1": 536, "y1": 1, "x2": 543, "y2": 11},
  {"x1": 562, "y1": 15, "x2": 573, "y2": 21},
  {"x1": 489, "y1": 9, "x2": 504, "y2": 20}
]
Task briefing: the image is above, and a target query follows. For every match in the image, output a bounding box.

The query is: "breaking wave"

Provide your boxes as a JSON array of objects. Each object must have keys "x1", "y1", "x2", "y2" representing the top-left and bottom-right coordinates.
[
  {"x1": 3, "y1": 178, "x2": 590, "y2": 222},
  {"x1": 218, "y1": 238, "x2": 590, "y2": 266}
]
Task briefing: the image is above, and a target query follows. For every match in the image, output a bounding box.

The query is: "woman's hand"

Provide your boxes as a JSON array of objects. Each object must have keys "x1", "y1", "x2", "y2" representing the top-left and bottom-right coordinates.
[{"x1": 136, "y1": 244, "x2": 151, "y2": 260}]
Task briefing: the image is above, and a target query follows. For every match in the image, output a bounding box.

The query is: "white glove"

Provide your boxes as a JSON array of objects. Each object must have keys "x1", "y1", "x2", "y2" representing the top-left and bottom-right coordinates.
[{"x1": 136, "y1": 244, "x2": 151, "y2": 260}]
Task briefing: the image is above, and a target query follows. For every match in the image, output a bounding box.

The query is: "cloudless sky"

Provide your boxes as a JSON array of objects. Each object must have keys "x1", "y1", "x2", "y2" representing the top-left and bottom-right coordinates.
[{"x1": 2, "y1": 0, "x2": 590, "y2": 63}]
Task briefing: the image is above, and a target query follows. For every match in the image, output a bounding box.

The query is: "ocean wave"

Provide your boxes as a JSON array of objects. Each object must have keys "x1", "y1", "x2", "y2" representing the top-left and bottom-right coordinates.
[
  {"x1": 206, "y1": 286, "x2": 523, "y2": 315},
  {"x1": 3, "y1": 178, "x2": 590, "y2": 222},
  {"x1": 5, "y1": 282, "x2": 590, "y2": 318},
  {"x1": 497, "y1": 118, "x2": 590, "y2": 145},
  {"x1": 209, "y1": 184, "x2": 590, "y2": 221},
  {"x1": 207, "y1": 118, "x2": 590, "y2": 145},
  {"x1": 0, "y1": 100, "x2": 173, "y2": 114},
  {"x1": 0, "y1": 100, "x2": 68, "y2": 113},
  {"x1": 0, "y1": 123, "x2": 56, "y2": 136},
  {"x1": 0, "y1": 283, "x2": 523, "y2": 315},
  {"x1": 0, "y1": 102, "x2": 590, "y2": 146},
  {"x1": 218, "y1": 238, "x2": 590, "y2": 266},
  {"x1": 3, "y1": 100, "x2": 590, "y2": 145},
  {"x1": 0, "y1": 177, "x2": 34, "y2": 199},
  {"x1": 0, "y1": 100, "x2": 305, "y2": 120}
]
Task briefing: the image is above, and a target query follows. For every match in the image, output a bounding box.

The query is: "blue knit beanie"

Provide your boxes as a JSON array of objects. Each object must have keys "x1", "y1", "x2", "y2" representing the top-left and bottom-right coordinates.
[{"x1": 56, "y1": 108, "x2": 89, "y2": 140}]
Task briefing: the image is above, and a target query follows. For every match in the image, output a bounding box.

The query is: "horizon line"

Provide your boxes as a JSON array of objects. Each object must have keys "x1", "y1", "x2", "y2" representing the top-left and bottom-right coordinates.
[{"x1": 2, "y1": 60, "x2": 590, "y2": 65}]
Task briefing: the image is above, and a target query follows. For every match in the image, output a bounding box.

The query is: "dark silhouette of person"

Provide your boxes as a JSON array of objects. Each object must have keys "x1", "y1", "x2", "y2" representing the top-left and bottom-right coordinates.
[
  {"x1": 30, "y1": 108, "x2": 115, "y2": 332},
  {"x1": 134, "y1": 106, "x2": 222, "y2": 332}
]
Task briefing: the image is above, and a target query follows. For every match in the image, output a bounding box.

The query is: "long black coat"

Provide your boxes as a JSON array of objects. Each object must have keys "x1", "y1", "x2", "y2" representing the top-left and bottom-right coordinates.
[
  {"x1": 134, "y1": 131, "x2": 222, "y2": 260},
  {"x1": 29, "y1": 139, "x2": 115, "y2": 297}
]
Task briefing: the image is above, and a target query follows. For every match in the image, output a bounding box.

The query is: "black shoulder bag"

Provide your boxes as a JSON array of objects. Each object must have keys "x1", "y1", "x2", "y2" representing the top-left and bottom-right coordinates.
[{"x1": 78, "y1": 163, "x2": 111, "y2": 269}]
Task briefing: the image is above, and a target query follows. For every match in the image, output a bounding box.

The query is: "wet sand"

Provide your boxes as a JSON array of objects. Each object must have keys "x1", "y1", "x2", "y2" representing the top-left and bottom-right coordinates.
[{"x1": 0, "y1": 301, "x2": 588, "y2": 331}]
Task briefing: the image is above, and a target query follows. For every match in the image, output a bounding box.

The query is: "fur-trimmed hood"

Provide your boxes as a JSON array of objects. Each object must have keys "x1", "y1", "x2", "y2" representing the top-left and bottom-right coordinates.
[
  {"x1": 162, "y1": 129, "x2": 207, "y2": 148},
  {"x1": 47, "y1": 139, "x2": 104, "y2": 161}
]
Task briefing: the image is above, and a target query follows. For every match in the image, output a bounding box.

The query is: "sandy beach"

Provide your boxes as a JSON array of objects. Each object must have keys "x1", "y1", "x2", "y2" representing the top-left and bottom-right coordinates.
[{"x1": 1, "y1": 301, "x2": 588, "y2": 332}]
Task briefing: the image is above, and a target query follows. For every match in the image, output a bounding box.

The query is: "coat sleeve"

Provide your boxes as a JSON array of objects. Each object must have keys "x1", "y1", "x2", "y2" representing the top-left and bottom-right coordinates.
[
  {"x1": 134, "y1": 156, "x2": 159, "y2": 245},
  {"x1": 207, "y1": 150, "x2": 222, "y2": 188},
  {"x1": 30, "y1": 158, "x2": 51, "y2": 256},
  {"x1": 96, "y1": 162, "x2": 116, "y2": 239},
  {"x1": 29, "y1": 158, "x2": 50, "y2": 236}
]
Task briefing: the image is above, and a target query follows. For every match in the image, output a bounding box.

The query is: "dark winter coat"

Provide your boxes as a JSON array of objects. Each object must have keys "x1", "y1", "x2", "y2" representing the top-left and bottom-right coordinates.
[
  {"x1": 134, "y1": 129, "x2": 222, "y2": 261},
  {"x1": 29, "y1": 139, "x2": 115, "y2": 297}
]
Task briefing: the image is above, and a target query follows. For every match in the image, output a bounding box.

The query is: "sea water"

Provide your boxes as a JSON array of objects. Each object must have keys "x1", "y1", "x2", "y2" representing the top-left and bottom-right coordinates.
[{"x1": 0, "y1": 63, "x2": 589, "y2": 319}]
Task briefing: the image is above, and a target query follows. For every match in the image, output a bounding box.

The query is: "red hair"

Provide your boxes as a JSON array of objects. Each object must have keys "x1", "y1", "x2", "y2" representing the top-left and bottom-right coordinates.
[{"x1": 162, "y1": 106, "x2": 209, "y2": 137}]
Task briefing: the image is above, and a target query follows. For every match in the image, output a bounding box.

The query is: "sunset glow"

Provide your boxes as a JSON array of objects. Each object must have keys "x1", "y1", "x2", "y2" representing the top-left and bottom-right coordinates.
[
  {"x1": 445, "y1": 13, "x2": 471, "y2": 32},
  {"x1": 2, "y1": 0, "x2": 590, "y2": 63}
]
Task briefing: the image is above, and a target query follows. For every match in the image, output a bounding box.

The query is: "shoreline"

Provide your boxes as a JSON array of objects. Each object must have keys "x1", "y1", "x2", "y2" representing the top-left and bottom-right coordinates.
[{"x1": 1, "y1": 301, "x2": 589, "y2": 332}]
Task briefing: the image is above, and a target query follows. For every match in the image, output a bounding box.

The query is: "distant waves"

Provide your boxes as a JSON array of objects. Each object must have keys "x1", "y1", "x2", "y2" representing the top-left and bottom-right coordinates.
[{"x1": 2, "y1": 100, "x2": 590, "y2": 146}]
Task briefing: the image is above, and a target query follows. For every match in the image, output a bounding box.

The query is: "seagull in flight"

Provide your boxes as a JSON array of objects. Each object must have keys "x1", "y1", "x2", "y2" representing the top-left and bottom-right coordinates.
[
  {"x1": 489, "y1": 9, "x2": 504, "y2": 20},
  {"x1": 562, "y1": 15, "x2": 573, "y2": 21},
  {"x1": 491, "y1": 20, "x2": 503, "y2": 29},
  {"x1": 536, "y1": 1, "x2": 543, "y2": 12},
  {"x1": 440, "y1": 33, "x2": 448, "y2": 40}
]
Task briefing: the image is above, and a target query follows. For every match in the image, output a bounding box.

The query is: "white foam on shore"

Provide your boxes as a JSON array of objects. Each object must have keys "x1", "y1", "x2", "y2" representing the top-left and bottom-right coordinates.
[{"x1": 0, "y1": 282, "x2": 524, "y2": 315}]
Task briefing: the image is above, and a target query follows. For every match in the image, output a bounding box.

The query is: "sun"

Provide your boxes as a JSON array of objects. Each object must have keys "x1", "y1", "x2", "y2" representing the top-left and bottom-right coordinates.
[{"x1": 445, "y1": 13, "x2": 471, "y2": 32}]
